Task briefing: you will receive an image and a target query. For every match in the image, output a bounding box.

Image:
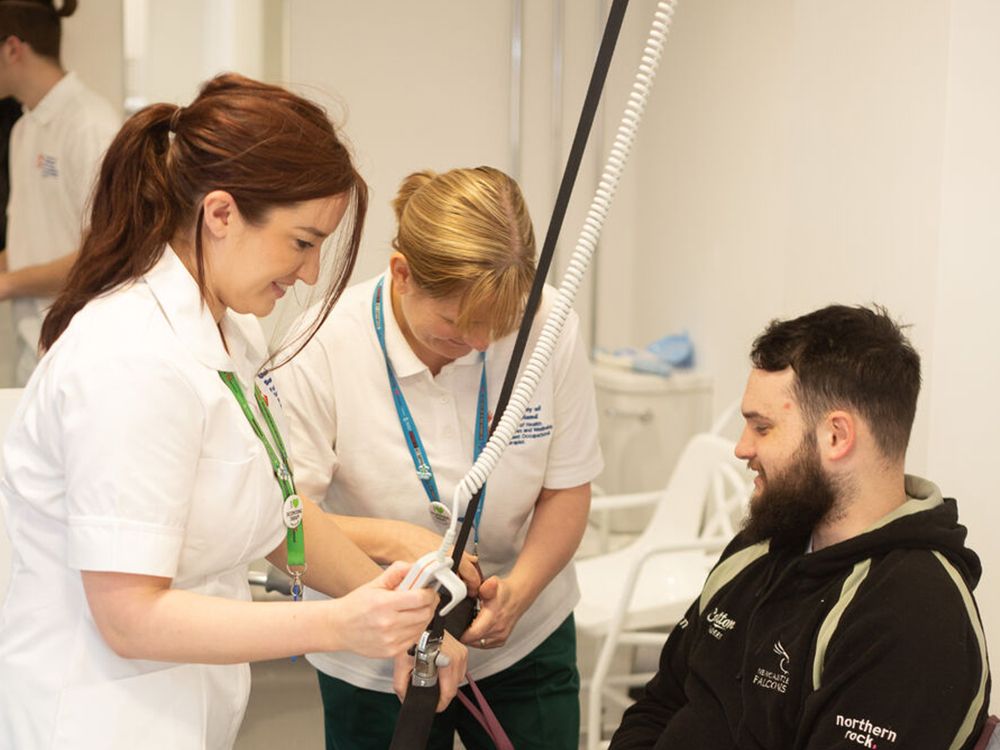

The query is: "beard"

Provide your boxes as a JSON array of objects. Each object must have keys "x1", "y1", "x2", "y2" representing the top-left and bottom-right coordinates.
[{"x1": 741, "y1": 435, "x2": 840, "y2": 549}]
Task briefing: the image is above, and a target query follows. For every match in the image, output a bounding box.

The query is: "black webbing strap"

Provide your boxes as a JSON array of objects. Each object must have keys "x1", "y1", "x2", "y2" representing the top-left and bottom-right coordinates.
[
  {"x1": 455, "y1": 0, "x2": 631, "y2": 578},
  {"x1": 392, "y1": 683, "x2": 439, "y2": 746},
  {"x1": 389, "y1": 2, "x2": 630, "y2": 747}
]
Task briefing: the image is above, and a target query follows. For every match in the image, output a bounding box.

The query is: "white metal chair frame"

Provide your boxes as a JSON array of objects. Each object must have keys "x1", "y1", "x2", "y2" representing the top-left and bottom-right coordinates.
[{"x1": 576, "y1": 432, "x2": 753, "y2": 750}]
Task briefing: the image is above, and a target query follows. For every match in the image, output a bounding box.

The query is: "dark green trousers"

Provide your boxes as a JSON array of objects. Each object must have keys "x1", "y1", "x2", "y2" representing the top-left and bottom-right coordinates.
[{"x1": 317, "y1": 614, "x2": 580, "y2": 750}]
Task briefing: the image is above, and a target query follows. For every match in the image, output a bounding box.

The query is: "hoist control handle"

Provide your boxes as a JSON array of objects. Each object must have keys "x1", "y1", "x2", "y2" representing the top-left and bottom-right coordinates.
[{"x1": 398, "y1": 551, "x2": 467, "y2": 617}]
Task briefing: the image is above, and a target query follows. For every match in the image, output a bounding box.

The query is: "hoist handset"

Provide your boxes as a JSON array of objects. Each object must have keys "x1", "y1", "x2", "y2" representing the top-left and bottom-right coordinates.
[{"x1": 397, "y1": 551, "x2": 467, "y2": 617}]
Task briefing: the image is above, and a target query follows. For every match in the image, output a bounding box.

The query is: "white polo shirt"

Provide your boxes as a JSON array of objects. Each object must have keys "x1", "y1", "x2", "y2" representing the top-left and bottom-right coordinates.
[
  {"x1": 6, "y1": 71, "x2": 119, "y2": 384},
  {"x1": 276, "y1": 271, "x2": 603, "y2": 691},
  {"x1": 0, "y1": 247, "x2": 287, "y2": 749}
]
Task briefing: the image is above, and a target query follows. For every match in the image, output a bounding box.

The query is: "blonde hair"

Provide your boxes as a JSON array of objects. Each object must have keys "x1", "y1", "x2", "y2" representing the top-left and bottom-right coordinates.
[{"x1": 391, "y1": 166, "x2": 536, "y2": 338}]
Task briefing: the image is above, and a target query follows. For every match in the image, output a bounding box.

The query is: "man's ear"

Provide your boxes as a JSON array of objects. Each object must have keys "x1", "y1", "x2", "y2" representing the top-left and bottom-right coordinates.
[
  {"x1": 389, "y1": 251, "x2": 414, "y2": 294},
  {"x1": 201, "y1": 190, "x2": 239, "y2": 240},
  {"x1": 1, "y1": 35, "x2": 25, "y2": 64},
  {"x1": 817, "y1": 410, "x2": 855, "y2": 462}
]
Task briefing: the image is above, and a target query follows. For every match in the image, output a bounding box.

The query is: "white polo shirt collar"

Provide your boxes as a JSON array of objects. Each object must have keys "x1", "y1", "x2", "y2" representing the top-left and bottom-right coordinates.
[
  {"x1": 23, "y1": 71, "x2": 80, "y2": 125},
  {"x1": 144, "y1": 245, "x2": 264, "y2": 387},
  {"x1": 380, "y1": 270, "x2": 484, "y2": 379}
]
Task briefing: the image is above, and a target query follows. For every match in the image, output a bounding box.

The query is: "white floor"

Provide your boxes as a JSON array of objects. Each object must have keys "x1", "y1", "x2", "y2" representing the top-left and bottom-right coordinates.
[
  {"x1": 234, "y1": 657, "x2": 325, "y2": 749},
  {"x1": 0, "y1": 301, "x2": 17, "y2": 388}
]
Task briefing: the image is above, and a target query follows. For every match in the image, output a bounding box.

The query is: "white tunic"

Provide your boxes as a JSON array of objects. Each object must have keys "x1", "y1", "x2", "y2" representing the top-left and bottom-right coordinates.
[
  {"x1": 275, "y1": 272, "x2": 603, "y2": 692},
  {"x1": 6, "y1": 72, "x2": 119, "y2": 384},
  {"x1": 0, "y1": 248, "x2": 286, "y2": 749}
]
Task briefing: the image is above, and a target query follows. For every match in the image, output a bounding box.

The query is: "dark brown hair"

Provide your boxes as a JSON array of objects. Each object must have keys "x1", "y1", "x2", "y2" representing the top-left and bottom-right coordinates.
[
  {"x1": 0, "y1": 0, "x2": 75, "y2": 61},
  {"x1": 751, "y1": 304, "x2": 921, "y2": 461},
  {"x1": 40, "y1": 72, "x2": 367, "y2": 365}
]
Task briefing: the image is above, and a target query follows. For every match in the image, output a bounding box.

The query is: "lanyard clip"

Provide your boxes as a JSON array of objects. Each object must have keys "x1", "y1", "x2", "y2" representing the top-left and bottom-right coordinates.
[{"x1": 286, "y1": 564, "x2": 307, "y2": 602}]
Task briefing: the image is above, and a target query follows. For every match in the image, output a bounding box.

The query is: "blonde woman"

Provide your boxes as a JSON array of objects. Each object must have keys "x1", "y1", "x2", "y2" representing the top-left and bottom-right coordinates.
[{"x1": 277, "y1": 166, "x2": 603, "y2": 750}]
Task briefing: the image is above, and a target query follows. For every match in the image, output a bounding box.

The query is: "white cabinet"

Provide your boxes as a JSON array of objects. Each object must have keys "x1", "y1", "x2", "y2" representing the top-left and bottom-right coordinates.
[{"x1": 592, "y1": 365, "x2": 713, "y2": 531}]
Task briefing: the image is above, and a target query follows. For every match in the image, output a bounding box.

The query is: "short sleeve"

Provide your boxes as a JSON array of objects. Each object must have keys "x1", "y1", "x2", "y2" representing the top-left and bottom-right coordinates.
[
  {"x1": 271, "y1": 326, "x2": 340, "y2": 504},
  {"x1": 542, "y1": 311, "x2": 604, "y2": 488},
  {"x1": 60, "y1": 350, "x2": 204, "y2": 578}
]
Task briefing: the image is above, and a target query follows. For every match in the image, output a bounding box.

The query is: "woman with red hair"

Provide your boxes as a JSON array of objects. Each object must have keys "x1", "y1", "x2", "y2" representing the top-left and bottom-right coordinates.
[{"x1": 0, "y1": 73, "x2": 465, "y2": 749}]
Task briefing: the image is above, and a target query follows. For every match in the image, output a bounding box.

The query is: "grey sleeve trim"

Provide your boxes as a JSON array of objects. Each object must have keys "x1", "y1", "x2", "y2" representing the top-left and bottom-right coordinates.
[
  {"x1": 697, "y1": 541, "x2": 770, "y2": 616},
  {"x1": 932, "y1": 551, "x2": 990, "y2": 750},
  {"x1": 811, "y1": 559, "x2": 871, "y2": 691}
]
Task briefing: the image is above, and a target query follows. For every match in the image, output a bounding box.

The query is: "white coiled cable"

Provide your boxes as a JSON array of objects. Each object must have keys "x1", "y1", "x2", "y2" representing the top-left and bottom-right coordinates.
[{"x1": 439, "y1": 0, "x2": 679, "y2": 556}]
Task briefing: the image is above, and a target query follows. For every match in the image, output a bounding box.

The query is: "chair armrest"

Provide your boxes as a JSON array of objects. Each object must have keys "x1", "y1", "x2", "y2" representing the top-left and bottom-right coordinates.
[
  {"x1": 637, "y1": 536, "x2": 729, "y2": 559},
  {"x1": 590, "y1": 490, "x2": 663, "y2": 514},
  {"x1": 606, "y1": 536, "x2": 730, "y2": 632}
]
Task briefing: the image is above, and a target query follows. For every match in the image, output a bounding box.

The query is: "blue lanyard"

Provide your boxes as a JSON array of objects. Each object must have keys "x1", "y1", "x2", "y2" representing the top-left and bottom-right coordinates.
[{"x1": 372, "y1": 277, "x2": 489, "y2": 544}]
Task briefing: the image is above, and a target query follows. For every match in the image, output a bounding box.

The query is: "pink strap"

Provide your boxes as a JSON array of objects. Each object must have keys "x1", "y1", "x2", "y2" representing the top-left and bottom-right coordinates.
[{"x1": 456, "y1": 674, "x2": 515, "y2": 750}]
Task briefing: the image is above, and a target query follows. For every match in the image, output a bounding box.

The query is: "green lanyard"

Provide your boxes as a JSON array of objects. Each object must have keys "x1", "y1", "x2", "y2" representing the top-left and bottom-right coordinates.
[{"x1": 219, "y1": 371, "x2": 306, "y2": 598}]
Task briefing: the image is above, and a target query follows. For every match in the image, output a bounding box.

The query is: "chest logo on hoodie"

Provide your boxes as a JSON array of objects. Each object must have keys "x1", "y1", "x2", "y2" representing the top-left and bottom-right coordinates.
[
  {"x1": 752, "y1": 640, "x2": 791, "y2": 694},
  {"x1": 705, "y1": 607, "x2": 736, "y2": 640}
]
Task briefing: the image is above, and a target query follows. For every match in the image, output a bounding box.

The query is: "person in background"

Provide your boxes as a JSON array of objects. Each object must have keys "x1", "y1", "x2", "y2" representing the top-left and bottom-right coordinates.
[
  {"x1": 0, "y1": 0, "x2": 119, "y2": 384},
  {"x1": 0, "y1": 94, "x2": 22, "y2": 385},
  {"x1": 0, "y1": 73, "x2": 466, "y2": 750},
  {"x1": 0, "y1": 95, "x2": 21, "y2": 247},
  {"x1": 275, "y1": 166, "x2": 604, "y2": 750},
  {"x1": 610, "y1": 304, "x2": 990, "y2": 750}
]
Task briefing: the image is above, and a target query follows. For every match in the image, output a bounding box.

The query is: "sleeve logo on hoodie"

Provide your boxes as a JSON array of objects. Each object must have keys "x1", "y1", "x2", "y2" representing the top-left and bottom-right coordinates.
[{"x1": 834, "y1": 715, "x2": 897, "y2": 748}]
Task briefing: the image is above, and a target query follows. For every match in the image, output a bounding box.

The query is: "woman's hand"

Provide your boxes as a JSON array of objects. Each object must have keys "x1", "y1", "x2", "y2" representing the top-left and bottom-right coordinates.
[
  {"x1": 392, "y1": 631, "x2": 468, "y2": 712},
  {"x1": 459, "y1": 575, "x2": 531, "y2": 650},
  {"x1": 460, "y1": 484, "x2": 591, "y2": 651},
  {"x1": 329, "y1": 561, "x2": 437, "y2": 658},
  {"x1": 434, "y1": 632, "x2": 468, "y2": 711}
]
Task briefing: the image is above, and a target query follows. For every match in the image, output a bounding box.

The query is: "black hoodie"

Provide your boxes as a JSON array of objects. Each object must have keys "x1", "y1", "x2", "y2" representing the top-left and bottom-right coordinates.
[{"x1": 610, "y1": 476, "x2": 991, "y2": 750}]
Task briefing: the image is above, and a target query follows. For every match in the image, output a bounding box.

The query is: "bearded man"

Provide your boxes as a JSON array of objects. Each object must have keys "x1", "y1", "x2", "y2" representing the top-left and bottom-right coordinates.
[{"x1": 610, "y1": 304, "x2": 991, "y2": 750}]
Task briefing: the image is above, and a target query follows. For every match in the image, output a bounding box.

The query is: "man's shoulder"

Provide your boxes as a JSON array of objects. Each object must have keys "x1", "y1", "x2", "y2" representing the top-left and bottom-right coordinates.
[
  {"x1": 51, "y1": 78, "x2": 119, "y2": 145},
  {"x1": 695, "y1": 534, "x2": 774, "y2": 613},
  {"x1": 863, "y1": 546, "x2": 978, "y2": 607}
]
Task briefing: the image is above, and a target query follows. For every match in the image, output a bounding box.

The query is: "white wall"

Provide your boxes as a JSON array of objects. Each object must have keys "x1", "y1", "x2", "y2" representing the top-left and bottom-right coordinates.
[
  {"x1": 283, "y1": 1, "x2": 633, "y2": 346},
  {"x1": 626, "y1": 0, "x2": 794, "y2": 403},
  {"x1": 286, "y1": 1, "x2": 513, "y2": 284},
  {"x1": 125, "y1": 0, "x2": 278, "y2": 108},
  {"x1": 928, "y1": 0, "x2": 1000, "y2": 709},
  {"x1": 62, "y1": 0, "x2": 124, "y2": 116}
]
